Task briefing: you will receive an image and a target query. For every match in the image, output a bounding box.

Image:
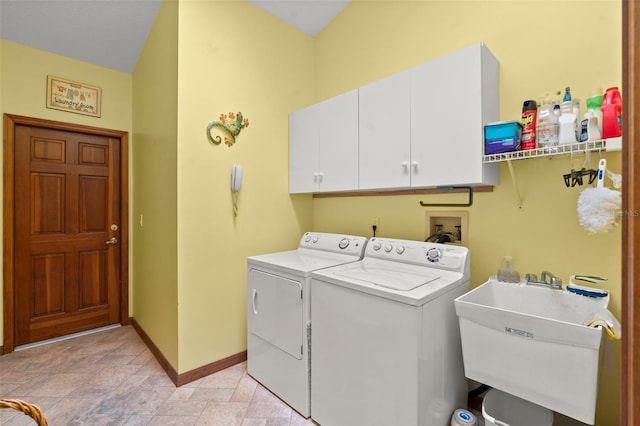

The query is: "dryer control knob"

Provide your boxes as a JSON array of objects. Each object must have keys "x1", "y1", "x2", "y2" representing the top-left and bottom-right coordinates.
[
  {"x1": 304, "y1": 235, "x2": 311, "y2": 242},
  {"x1": 426, "y1": 247, "x2": 441, "y2": 262},
  {"x1": 384, "y1": 244, "x2": 393, "y2": 253},
  {"x1": 338, "y1": 238, "x2": 350, "y2": 249},
  {"x1": 396, "y1": 246, "x2": 405, "y2": 254},
  {"x1": 312, "y1": 235, "x2": 319, "y2": 243},
  {"x1": 372, "y1": 241, "x2": 382, "y2": 251}
]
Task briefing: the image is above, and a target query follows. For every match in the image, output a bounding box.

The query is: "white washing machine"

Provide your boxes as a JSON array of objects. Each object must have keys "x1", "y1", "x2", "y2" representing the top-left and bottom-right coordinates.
[
  {"x1": 247, "y1": 232, "x2": 367, "y2": 418},
  {"x1": 310, "y1": 237, "x2": 470, "y2": 426}
]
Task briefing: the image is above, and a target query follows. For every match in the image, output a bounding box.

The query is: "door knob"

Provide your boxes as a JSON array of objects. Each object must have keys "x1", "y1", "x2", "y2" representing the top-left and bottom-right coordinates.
[{"x1": 106, "y1": 237, "x2": 118, "y2": 245}]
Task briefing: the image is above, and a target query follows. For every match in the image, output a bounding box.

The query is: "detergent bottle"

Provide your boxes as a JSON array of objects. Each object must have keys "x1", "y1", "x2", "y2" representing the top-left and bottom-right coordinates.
[
  {"x1": 601, "y1": 87, "x2": 622, "y2": 139},
  {"x1": 586, "y1": 88, "x2": 603, "y2": 133}
]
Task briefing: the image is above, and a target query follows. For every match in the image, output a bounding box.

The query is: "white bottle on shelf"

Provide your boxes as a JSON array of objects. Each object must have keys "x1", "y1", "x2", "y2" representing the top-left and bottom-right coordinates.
[
  {"x1": 558, "y1": 101, "x2": 577, "y2": 144},
  {"x1": 537, "y1": 98, "x2": 559, "y2": 148}
]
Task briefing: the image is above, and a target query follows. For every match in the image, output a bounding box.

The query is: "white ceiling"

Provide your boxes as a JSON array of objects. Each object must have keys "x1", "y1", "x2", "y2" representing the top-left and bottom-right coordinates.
[
  {"x1": 0, "y1": 0, "x2": 350, "y2": 74},
  {"x1": 248, "y1": 0, "x2": 350, "y2": 37}
]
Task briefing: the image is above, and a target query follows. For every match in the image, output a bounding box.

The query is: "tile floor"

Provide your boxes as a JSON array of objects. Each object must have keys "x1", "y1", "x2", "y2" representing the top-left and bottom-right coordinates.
[{"x1": 0, "y1": 326, "x2": 316, "y2": 425}]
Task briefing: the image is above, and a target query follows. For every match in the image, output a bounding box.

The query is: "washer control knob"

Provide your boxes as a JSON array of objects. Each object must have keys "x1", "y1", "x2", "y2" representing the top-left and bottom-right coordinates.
[
  {"x1": 304, "y1": 234, "x2": 311, "y2": 242},
  {"x1": 384, "y1": 244, "x2": 393, "y2": 253},
  {"x1": 426, "y1": 247, "x2": 441, "y2": 262},
  {"x1": 372, "y1": 241, "x2": 382, "y2": 251},
  {"x1": 396, "y1": 246, "x2": 405, "y2": 254},
  {"x1": 338, "y1": 238, "x2": 350, "y2": 249},
  {"x1": 312, "y1": 235, "x2": 319, "y2": 243}
]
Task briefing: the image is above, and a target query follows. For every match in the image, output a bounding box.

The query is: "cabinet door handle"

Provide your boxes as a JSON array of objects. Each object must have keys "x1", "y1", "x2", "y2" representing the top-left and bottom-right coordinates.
[
  {"x1": 401, "y1": 161, "x2": 409, "y2": 169},
  {"x1": 412, "y1": 161, "x2": 419, "y2": 170},
  {"x1": 317, "y1": 172, "x2": 324, "y2": 182}
]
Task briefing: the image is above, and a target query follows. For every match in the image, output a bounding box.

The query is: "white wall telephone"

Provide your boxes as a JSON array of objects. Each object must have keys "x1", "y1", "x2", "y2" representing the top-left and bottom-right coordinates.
[{"x1": 231, "y1": 164, "x2": 243, "y2": 192}]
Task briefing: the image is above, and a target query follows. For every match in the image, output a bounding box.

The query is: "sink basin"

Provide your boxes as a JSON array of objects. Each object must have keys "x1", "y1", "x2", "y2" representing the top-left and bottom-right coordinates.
[{"x1": 454, "y1": 278, "x2": 608, "y2": 425}]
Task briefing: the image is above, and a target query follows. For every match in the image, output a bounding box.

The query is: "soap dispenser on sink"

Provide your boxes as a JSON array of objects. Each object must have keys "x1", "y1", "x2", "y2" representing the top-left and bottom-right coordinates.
[{"x1": 497, "y1": 256, "x2": 520, "y2": 283}]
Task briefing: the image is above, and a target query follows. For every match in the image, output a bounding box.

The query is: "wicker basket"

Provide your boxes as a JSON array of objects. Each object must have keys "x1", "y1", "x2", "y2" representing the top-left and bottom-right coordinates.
[{"x1": 0, "y1": 399, "x2": 48, "y2": 425}]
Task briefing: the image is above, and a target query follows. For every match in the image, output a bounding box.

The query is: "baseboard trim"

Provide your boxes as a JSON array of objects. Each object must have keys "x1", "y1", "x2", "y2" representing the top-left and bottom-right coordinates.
[
  {"x1": 175, "y1": 350, "x2": 247, "y2": 387},
  {"x1": 0, "y1": 346, "x2": 4, "y2": 356},
  {"x1": 130, "y1": 318, "x2": 247, "y2": 387}
]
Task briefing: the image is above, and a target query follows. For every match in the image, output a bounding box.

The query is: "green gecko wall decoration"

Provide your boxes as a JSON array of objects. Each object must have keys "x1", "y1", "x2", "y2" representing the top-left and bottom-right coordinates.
[{"x1": 207, "y1": 112, "x2": 249, "y2": 147}]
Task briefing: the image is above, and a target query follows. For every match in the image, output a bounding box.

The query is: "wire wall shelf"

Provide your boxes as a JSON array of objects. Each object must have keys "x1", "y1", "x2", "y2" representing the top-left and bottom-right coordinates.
[
  {"x1": 483, "y1": 137, "x2": 622, "y2": 163},
  {"x1": 483, "y1": 136, "x2": 622, "y2": 209}
]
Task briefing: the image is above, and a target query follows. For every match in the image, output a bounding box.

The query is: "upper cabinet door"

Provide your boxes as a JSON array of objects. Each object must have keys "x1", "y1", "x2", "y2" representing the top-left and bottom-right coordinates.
[
  {"x1": 289, "y1": 104, "x2": 320, "y2": 193},
  {"x1": 411, "y1": 43, "x2": 499, "y2": 187},
  {"x1": 317, "y1": 90, "x2": 359, "y2": 192},
  {"x1": 359, "y1": 70, "x2": 412, "y2": 190}
]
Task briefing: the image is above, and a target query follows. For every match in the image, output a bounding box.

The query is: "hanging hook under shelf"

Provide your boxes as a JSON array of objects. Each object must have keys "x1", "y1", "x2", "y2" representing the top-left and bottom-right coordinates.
[{"x1": 419, "y1": 186, "x2": 474, "y2": 207}]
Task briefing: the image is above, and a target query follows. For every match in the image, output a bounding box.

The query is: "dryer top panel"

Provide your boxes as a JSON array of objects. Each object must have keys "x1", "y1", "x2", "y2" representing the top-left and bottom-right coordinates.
[{"x1": 247, "y1": 232, "x2": 367, "y2": 276}]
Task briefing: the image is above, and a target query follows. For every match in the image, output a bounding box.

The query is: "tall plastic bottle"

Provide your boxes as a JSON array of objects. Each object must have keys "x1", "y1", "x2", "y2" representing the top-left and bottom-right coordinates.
[
  {"x1": 586, "y1": 88, "x2": 603, "y2": 133},
  {"x1": 558, "y1": 101, "x2": 577, "y2": 144},
  {"x1": 537, "y1": 97, "x2": 558, "y2": 149},
  {"x1": 552, "y1": 91, "x2": 562, "y2": 119},
  {"x1": 601, "y1": 87, "x2": 622, "y2": 139},
  {"x1": 521, "y1": 100, "x2": 537, "y2": 150}
]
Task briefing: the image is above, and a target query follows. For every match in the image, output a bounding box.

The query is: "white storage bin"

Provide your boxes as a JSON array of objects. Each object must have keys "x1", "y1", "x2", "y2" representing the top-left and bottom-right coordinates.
[{"x1": 483, "y1": 388, "x2": 553, "y2": 426}]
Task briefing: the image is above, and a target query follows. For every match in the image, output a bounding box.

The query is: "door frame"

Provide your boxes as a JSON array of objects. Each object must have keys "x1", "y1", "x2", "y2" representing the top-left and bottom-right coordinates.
[
  {"x1": 3, "y1": 113, "x2": 129, "y2": 354},
  {"x1": 622, "y1": 1, "x2": 639, "y2": 423}
]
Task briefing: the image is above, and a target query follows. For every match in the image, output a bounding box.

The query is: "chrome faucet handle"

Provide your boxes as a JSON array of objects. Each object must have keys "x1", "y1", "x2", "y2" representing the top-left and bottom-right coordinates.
[
  {"x1": 525, "y1": 273, "x2": 537, "y2": 283},
  {"x1": 540, "y1": 271, "x2": 555, "y2": 284}
]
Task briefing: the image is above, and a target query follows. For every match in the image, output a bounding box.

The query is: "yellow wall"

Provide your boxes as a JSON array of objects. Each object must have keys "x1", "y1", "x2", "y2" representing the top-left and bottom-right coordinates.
[
  {"x1": 131, "y1": 0, "x2": 180, "y2": 369},
  {"x1": 312, "y1": 1, "x2": 621, "y2": 425},
  {"x1": 0, "y1": 39, "x2": 133, "y2": 341},
  {"x1": 130, "y1": 0, "x2": 311, "y2": 375},
  {"x1": 0, "y1": 1, "x2": 623, "y2": 423}
]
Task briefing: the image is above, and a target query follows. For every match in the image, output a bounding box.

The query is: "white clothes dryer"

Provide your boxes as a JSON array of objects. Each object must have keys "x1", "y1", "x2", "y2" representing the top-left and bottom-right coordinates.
[
  {"x1": 310, "y1": 237, "x2": 470, "y2": 426},
  {"x1": 247, "y1": 232, "x2": 367, "y2": 418}
]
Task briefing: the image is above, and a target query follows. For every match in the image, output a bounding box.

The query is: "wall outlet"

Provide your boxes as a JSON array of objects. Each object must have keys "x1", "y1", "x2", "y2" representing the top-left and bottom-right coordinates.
[{"x1": 139, "y1": 213, "x2": 144, "y2": 227}]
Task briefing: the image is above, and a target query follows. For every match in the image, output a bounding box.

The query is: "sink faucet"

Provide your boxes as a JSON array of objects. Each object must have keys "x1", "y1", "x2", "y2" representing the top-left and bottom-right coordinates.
[{"x1": 526, "y1": 271, "x2": 563, "y2": 290}]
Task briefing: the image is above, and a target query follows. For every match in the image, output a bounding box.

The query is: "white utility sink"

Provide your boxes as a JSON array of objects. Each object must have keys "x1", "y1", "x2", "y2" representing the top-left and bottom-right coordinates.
[{"x1": 454, "y1": 278, "x2": 609, "y2": 425}]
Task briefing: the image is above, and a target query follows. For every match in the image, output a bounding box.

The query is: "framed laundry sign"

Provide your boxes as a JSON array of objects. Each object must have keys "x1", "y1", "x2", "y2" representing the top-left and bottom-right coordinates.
[{"x1": 46, "y1": 75, "x2": 101, "y2": 117}]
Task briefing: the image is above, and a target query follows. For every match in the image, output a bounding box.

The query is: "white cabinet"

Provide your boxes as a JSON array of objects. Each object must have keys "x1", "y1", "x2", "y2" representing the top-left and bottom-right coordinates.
[
  {"x1": 358, "y1": 70, "x2": 412, "y2": 190},
  {"x1": 358, "y1": 43, "x2": 498, "y2": 190},
  {"x1": 289, "y1": 90, "x2": 359, "y2": 193},
  {"x1": 411, "y1": 43, "x2": 499, "y2": 187},
  {"x1": 289, "y1": 43, "x2": 499, "y2": 194},
  {"x1": 289, "y1": 103, "x2": 318, "y2": 193}
]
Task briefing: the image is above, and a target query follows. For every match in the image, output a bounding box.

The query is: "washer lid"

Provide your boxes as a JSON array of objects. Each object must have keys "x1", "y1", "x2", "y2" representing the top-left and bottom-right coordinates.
[
  {"x1": 312, "y1": 258, "x2": 465, "y2": 306},
  {"x1": 334, "y1": 265, "x2": 439, "y2": 291}
]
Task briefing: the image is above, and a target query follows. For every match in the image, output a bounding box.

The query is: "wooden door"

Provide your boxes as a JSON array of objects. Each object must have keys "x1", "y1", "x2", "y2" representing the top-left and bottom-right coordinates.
[{"x1": 3, "y1": 114, "x2": 128, "y2": 352}]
